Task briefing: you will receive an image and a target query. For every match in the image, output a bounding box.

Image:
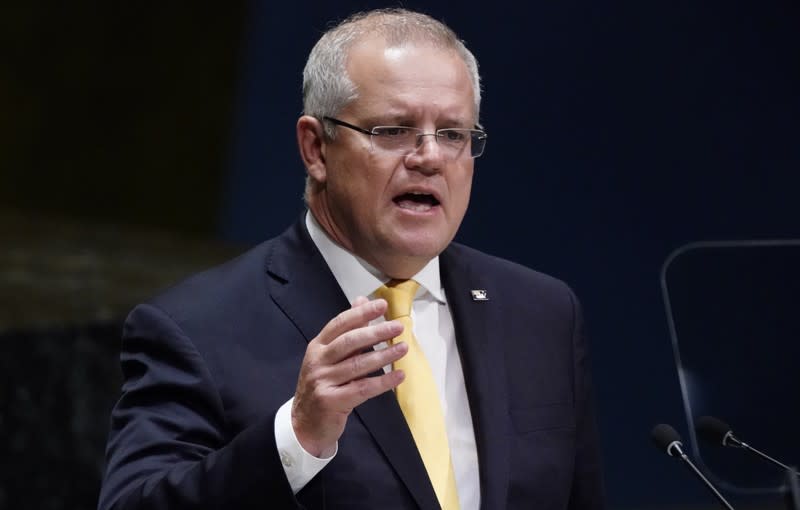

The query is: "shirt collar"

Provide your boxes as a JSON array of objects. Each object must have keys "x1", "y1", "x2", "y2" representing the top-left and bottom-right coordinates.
[{"x1": 305, "y1": 211, "x2": 445, "y2": 304}]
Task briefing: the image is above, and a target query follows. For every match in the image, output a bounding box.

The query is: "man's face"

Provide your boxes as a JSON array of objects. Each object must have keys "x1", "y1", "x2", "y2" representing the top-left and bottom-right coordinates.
[{"x1": 318, "y1": 38, "x2": 476, "y2": 275}]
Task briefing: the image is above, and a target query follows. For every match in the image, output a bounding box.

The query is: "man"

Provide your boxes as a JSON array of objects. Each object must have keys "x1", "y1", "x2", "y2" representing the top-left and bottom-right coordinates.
[{"x1": 98, "y1": 8, "x2": 604, "y2": 510}]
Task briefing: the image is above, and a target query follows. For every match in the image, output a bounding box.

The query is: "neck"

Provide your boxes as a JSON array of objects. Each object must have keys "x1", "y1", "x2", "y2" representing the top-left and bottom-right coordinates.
[
  {"x1": 372, "y1": 257, "x2": 428, "y2": 281},
  {"x1": 306, "y1": 204, "x2": 430, "y2": 280}
]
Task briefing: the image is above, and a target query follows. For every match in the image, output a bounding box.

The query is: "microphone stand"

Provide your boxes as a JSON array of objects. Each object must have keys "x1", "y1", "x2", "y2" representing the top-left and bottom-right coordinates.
[
  {"x1": 665, "y1": 442, "x2": 735, "y2": 510},
  {"x1": 785, "y1": 467, "x2": 800, "y2": 510},
  {"x1": 730, "y1": 438, "x2": 799, "y2": 510}
]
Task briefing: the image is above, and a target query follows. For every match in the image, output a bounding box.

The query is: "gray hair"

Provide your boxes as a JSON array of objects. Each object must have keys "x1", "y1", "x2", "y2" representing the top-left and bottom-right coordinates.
[{"x1": 302, "y1": 8, "x2": 482, "y2": 139}]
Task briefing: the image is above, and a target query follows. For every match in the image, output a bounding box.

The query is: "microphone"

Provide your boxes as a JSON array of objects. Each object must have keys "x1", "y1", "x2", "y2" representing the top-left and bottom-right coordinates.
[
  {"x1": 696, "y1": 415, "x2": 794, "y2": 471},
  {"x1": 651, "y1": 423, "x2": 736, "y2": 510}
]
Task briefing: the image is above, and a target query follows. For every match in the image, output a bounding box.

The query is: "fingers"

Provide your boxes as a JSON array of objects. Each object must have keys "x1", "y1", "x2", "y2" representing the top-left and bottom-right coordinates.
[
  {"x1": 316, "y1": 298, "x2": 388, "y2": 346},
  {"x1": 326, "y1": 337, "x2": 408, "y2": 386},
  {"x1": 338, "y1": 367, "x2": 405, "y2": 407},
  {"x1": 308, "y1": 350, "x2": 407, "y2": 416},
  {"x1": 323, "y1": 319, "x2": 403, "y2": 364},
  {"x1": 291, "y1": 296, "x2": 407, "y2": 455}
]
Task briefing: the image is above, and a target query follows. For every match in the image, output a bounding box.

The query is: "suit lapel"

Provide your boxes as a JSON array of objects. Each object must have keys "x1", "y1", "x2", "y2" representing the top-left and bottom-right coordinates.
[
  {"x1": 441, "y1": 246, "x2": 510, "y2": 510},
  {"x1": 353, "y1": 393, "x2": 441, "y2": 509},
  {"x1": 266, "y1": 218, "x2": 350, "y2": 343},
  {"x1": 266, "y1": 217, "x2": 440, "y2": 510}
]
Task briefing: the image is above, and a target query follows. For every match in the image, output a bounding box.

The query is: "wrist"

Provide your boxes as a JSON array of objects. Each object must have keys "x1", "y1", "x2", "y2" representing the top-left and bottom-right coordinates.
[{"x1": 291, "y1": 415, "x2": 334, "y2": 458}]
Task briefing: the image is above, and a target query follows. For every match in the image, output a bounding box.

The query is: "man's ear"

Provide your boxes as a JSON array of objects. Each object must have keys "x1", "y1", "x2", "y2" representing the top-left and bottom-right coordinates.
[{"x1": 297, "y1": 116, "x2": 328, "y2": 185}]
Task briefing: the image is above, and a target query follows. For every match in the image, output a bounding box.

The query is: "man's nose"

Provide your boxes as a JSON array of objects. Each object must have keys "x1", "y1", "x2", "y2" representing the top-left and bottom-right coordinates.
[
  {"x1": 415, "y1": 132, "x2": 439, "y2": 148},
  {"x1": 405, "y1": 134, "x2": 445, "y2": 173}
]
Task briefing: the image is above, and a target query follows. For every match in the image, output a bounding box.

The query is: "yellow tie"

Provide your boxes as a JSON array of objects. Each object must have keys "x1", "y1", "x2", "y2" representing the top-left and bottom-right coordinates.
[{"x1": 375, "y1": 280, "x2": 460, "y2": 510}]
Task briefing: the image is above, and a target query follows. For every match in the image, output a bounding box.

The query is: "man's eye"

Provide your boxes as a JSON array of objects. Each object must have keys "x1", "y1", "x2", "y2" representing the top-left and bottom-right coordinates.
[
  {"x1": 377, "y1": 127, "x2": 410, "y2": 137},
  {"x1": 442, "y1": 130, "x2": 466, "y2": 142}
]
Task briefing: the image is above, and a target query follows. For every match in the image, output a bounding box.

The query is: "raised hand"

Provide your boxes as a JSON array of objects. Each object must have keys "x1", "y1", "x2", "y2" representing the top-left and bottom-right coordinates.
[{"x1": 291, "y1": 296, "x2": 407, "y2": 456}]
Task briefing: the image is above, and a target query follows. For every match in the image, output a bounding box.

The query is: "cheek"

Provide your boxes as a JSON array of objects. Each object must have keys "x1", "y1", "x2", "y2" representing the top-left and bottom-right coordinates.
[
  {"x1": 449, "y1": 170, "x2": 474, "y2": 212},
  {"x1": 329, "y1": 157, "x2": 373, "y2": 200}
]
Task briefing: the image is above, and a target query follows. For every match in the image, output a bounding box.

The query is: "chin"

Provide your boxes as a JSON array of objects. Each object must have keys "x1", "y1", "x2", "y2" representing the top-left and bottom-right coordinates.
[{"x1": 388, "y1": 233, "x2": 451, "y2": 260}]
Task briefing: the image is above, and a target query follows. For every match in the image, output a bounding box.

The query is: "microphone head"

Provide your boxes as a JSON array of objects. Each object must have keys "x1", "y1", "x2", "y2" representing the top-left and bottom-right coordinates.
[
  {"x1": 696, "y1": 416, "x2": 732, "y2": 446},
  {"x1": 651, "y1": 423, "x2": 684, "y2": 457}
]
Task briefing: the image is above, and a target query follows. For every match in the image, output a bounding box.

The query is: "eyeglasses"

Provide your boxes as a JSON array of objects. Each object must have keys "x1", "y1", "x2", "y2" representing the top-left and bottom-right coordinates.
[{"x1": 323, "y1": 116, "x2": 487, "y2": 159}]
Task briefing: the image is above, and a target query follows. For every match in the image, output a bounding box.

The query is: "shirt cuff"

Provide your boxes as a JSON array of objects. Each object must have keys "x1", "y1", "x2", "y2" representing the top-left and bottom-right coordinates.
[{"x1": 274, "y1": 397, "x2": 338, "y2": 493}]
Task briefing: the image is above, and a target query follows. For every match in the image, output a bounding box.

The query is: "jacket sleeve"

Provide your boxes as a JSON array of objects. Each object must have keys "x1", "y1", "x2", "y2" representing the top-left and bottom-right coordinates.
[
  {"x1": 97, "y1": 303, "x2": 302, "y2": 510},
  {"x1": 566, "y1": 290, "x2": 607, "y2": 510}
]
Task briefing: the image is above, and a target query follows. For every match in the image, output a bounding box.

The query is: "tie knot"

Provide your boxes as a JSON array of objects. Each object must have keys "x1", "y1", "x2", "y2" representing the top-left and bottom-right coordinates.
[{"x1": 374, "y1": 279, "x2": 420, "y2": 320}]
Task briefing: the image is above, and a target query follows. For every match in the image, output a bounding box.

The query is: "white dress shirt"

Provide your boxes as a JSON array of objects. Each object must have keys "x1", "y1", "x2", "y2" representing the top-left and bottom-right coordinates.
[{"x1": 274, "y1": 212, "x2": 480, "y2": 509}]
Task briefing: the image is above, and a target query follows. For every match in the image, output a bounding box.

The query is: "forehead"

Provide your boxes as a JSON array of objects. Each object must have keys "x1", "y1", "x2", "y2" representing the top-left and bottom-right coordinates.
[{"x1": 343, "y1": 37, "x2": 476, "y2": 124}]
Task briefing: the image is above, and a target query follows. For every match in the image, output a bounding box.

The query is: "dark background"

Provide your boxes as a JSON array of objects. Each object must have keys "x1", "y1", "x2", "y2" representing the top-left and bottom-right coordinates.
[{"x1": 2, "y1": 0, "x2": 798, "y2": 508}]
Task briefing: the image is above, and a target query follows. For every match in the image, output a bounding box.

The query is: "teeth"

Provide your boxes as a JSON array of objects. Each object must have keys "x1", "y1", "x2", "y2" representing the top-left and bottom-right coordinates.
[{"x1": 397, "y1": 199, "x2": 433, "y2": 212}]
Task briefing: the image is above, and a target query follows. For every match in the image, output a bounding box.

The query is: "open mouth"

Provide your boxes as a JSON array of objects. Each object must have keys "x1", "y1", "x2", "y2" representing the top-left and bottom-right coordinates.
[{"x1": 393, "y1": 192, "x2": 441, "y2": 212}]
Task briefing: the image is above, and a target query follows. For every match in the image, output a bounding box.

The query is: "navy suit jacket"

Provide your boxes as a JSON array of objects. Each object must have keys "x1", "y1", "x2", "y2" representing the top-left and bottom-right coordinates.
[{"x1": 98, "y1": 218, "x2": 605, "y2": 509}]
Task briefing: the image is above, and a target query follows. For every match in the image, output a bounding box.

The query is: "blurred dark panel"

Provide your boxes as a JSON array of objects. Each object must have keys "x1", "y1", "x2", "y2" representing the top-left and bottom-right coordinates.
[
  {"x1": 0, "y1": 210, "x2": 244, "y2": 509},
  {"x1": 663, "y1": 242, "x2": 800, "y2": 496},
  {"x1": 1, "y1": 3, "x2": 247, "y2": 507},
  {"x1": 0, "y1": 323, "x2": 121, "y2": 510},
  {"x1": 0, "y1": 210, "x2": 243, "y2": 332},
  {"x1": 1, "y1": 2, "x2": 247, "y2": 234}
]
